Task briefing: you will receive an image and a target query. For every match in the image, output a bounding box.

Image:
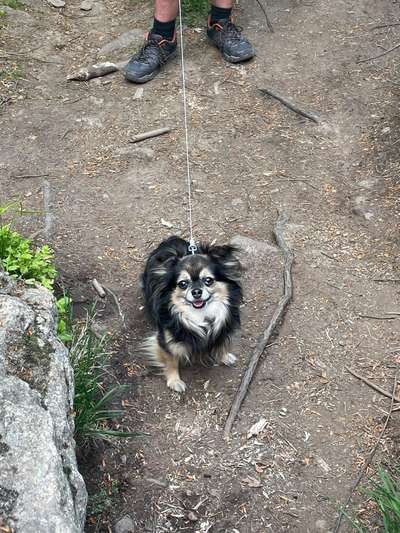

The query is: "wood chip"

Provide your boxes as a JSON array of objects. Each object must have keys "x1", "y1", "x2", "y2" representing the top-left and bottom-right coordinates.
[{"x1": 247, "y1": 417, "x2": 267, "y2": 439}]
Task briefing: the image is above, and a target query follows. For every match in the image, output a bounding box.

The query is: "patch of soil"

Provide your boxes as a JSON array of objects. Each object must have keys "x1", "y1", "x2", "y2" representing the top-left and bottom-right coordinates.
[{"x1": 1, "y1": 0, "x2": 400, "y2": 532}]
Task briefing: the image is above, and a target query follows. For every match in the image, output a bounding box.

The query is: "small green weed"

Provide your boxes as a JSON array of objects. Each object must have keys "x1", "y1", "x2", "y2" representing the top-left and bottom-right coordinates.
[
  {"x1": 182, "y1": 0, "x2": 209, "y2": 26},
  {"x1": 70, "y1": 311, "x2": 141, "y2": 444},
  {"x1": 0, "y1": 64, "x2": 23, "y2": 81},
  {"x1": 88, "y1": 480, "x2": 121, "y2": 516},
  {"x1": 0, "y1": 0, "x2": 24, "y2": 9}
]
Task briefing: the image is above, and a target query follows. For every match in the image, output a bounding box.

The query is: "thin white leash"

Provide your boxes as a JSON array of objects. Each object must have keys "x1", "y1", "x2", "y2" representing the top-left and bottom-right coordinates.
[{"x1": 177, "y1": 0, "x2": 198, "y2": 255}]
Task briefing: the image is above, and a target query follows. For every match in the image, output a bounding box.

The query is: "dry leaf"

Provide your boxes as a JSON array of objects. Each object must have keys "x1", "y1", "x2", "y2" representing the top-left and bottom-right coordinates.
[{"x1": 242, "y1": 476, "x2": 262, "y2": 488}]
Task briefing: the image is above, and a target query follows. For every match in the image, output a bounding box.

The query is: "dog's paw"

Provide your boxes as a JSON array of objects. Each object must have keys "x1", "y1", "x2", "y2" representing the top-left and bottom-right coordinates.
[
  {"x1": 222, "y1": 352, "x2": 237, "y2": 367},
  {"x1": 167, "y1": 376, "x2": 187, "y2": 393}
]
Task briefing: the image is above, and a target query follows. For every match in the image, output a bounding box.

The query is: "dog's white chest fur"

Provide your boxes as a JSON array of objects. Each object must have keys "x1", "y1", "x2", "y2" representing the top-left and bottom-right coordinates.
[{"x1": 180, "y1": 299, "x2": 228, "y2": 337}]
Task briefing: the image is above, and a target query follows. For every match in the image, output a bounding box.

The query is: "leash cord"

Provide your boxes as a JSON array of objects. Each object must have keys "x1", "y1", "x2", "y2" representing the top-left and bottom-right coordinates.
[{"x1": 177, "y1": 0, "x2": 197, "y2": 254}]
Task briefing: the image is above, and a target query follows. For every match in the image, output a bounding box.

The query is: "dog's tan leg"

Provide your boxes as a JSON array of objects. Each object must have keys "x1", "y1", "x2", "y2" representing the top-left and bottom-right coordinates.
[{"x1": 163, "y1": 351, "x2": 186, "y2": 393}]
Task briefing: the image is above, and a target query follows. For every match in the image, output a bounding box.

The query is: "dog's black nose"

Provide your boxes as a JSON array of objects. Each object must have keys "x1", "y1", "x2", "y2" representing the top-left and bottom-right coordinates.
[{"x1": 191, "y1": 288, "x2": 203, "y2": 300}]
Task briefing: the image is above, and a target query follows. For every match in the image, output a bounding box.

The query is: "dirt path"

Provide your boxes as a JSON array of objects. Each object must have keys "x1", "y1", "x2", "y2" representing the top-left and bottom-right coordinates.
[{"x1": 1, "y1": 0, "x2": 400, "y2": 532}]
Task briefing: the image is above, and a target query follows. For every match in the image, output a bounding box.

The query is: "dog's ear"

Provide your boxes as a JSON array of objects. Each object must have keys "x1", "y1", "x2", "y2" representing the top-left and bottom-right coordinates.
[
  {"x1": 208, "y1": 244, "x2": 243, "y2": 281},
  {"x1": 150, "y1": 236, "x2": 188, "y2": 276}
]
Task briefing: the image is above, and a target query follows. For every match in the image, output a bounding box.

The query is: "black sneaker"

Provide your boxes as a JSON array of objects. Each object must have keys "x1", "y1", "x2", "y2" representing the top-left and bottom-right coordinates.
[
  {"x1": 207, "y1": 18, "x2": 255, "y2": 63},
  {"x1": 124, "y1": 33, "x2": 177, "y2": 83}
]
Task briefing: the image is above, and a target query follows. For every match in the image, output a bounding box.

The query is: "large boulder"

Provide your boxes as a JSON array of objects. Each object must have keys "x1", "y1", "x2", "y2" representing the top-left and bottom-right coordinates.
[{"x1": 0, "y1": 268, "x2": 87, "y2": 532}]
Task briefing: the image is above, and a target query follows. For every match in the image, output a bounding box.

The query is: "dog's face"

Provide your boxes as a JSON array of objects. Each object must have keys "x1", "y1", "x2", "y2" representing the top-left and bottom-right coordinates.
[{"x1": 173, "y1": 255, "x2": 228, "y2": 311}]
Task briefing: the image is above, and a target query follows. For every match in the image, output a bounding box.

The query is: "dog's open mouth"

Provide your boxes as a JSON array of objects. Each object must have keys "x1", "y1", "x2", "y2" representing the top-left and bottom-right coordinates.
[{"x1": 192, "y1": 299, "x2": 207, "y2": 309}]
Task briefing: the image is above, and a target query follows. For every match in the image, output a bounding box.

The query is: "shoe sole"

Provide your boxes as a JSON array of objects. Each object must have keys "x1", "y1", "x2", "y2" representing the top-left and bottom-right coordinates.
[
  {"x1": 124, "y1": 50, "x2": 177, "y2": 84},
  {"x1": 207, "y1": 37, "x2": 255, "y2": 63}
]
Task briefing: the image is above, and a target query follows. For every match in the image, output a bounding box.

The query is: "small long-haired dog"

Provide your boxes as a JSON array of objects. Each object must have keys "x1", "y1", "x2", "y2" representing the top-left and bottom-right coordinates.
[{"x1": 141, "y1": 236, "x2": 243, "y2": 392}]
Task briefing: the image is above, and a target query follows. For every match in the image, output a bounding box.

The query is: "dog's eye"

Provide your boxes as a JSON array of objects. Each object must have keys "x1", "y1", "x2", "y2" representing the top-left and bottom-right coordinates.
[
  {"x1": 204, "y1": 277, "x2": 214, "y2": 286},
  {"x1": 178, "y1": 280, "x2": 189, "y2": 290}
]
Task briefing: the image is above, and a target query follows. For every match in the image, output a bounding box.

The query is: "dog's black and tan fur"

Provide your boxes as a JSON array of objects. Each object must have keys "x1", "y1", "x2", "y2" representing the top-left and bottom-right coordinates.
[{"x1": 141, "y1": 236, "x2": 243, "y2": 392}]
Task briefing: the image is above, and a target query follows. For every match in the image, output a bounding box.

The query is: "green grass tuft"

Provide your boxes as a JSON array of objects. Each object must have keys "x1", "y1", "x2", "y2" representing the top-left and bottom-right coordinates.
[
  {"x1": 70, "y1": 311, "x2": 142, "y2": 444},
  {"x1": 182, "y1": 0, "x2": 209, "y2": 26}
]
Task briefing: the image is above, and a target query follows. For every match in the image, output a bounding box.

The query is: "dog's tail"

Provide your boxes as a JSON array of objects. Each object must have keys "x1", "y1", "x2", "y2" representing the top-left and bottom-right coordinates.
[{"x1": 140, "y1": 334, "x2": 165, "y2": 370}]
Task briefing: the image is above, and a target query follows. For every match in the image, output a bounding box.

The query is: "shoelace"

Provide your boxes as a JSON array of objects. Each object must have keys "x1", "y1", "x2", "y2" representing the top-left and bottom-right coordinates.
[
  {"x1": 136, "y1": 38, "x2": 170, "y2": 65},
  {"x1": 219, "y1": 21, "x2": 245, "y2": 43}
]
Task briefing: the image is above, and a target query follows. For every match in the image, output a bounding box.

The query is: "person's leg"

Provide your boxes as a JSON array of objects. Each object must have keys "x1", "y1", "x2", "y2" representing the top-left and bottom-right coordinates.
[
  {"x1": 152, "y1": 0, "x2": 179, "y2": 40},
  {"x1": 124, "y1": 0, "x2": 178, "y2": 83},
  {"x1": 207, "y1": 0, "x2": 255, "y2": 63}
]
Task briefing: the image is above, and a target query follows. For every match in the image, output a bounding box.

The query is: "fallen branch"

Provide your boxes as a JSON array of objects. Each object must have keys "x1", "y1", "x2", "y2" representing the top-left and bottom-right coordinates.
[
  {"x1": 224, "y1": 213, "x2": 294, "y2": 439},
  {"x1": 333, "y1": 367, "x2": 399, "y2": 532},
  {"x1": 67, "y1": 62, "x2": 118, "y2": 81},
  {"x1": 346, "y1": 367, "x2": 400, "y2": 403},
  {"x1": 92, "y1": 278, "x2": 106, "y2": 298},
  {"x1": 129, "y1": 127, "x2": 171, "y2": 144},
  {"x1": 258, "y1": 88, "x2": 320, "y2": 123},
  {"x1": 357, "y1": 42, "x2": 400, "y2": 63}
]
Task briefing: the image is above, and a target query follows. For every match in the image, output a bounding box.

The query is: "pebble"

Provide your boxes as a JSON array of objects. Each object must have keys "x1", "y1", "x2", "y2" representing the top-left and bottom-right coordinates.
[
  {"x1": 115, "y1": 515, "x2": 135, "y2": 533},
  {"x1": 47, "y1": 0, "x2": 65, "y2": 7},
  {"x1": 315, "y1": 519, "x2": 328, "y2": 530}
]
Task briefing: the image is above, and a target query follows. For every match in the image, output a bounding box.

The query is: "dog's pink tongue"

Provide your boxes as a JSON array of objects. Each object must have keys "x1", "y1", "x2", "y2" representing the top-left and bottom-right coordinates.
[{"x1": 193, "y1": 300, "x2": 204, "y2": 308}]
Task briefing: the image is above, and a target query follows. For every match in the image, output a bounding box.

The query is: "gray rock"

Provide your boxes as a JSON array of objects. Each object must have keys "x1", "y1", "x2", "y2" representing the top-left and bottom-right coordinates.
[
  {"x1": 231, "y1": 235, "x2": 278, "y2": 256},
  {"x1": 0, "y1": 268, "x2": 87, "y2": 532},
  {"x1": 47, "y1": 0, "x2": 65, "y2": 7},
  {"x1": 99, "y1": 30, "x2": 143, "y2": 56},
  {"x1": 80, "y1": 0, "x2": 92, "y2": 10},
  {"x1": 115, "y1": 515, "x2": 135, "y2": 533}
]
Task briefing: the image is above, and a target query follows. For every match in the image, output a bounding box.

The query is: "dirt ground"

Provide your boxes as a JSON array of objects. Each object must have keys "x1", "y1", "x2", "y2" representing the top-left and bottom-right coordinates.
[{"x1": 1, "y1": 0, "x2": 400, "y2": 532}]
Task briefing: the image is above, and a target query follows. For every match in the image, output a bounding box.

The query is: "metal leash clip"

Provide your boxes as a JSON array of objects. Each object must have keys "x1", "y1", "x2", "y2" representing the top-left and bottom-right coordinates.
[{"x1": 188, "y1": 238, "x2": 198, "y2": 255}]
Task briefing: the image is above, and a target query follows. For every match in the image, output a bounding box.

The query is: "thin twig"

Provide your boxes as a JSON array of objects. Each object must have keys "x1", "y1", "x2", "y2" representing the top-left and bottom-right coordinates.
[
  {"x1": 258, "y1": 88, "x2": 320, "y2": 123},
  {"x1": 373, "y1": 278, "x2": 400, "y2": 283},
  {"x1": 372, "y1": 22, "x2": 400, "y2": 30},
  {"x1": 346, "y1": 367, "x2": 400, "y2": 403},
  {"x1": 129, "y1": 127, "x2": 171, "y2": 144},
  {"x1": 254, "y1": 0, "x2": 274, "y2": 33},
  {"x1": 105, "y1": 287, "x2": 126, "y2": 327},
  {"x1": 333, "y1": 367, "x2": 399, "y2": 532},
  {"x1": 358, "y1": 314, "x2": 397, "y2": 320},
  {"x1": 357, "y1": 42, "x2": 400, "y2": 63},
  {"x1": 224, "y1": 212, "x2": 294, "y2": 439},
  {"x1": 11, "y1": 173, "x2": 49, "y2": 179}
]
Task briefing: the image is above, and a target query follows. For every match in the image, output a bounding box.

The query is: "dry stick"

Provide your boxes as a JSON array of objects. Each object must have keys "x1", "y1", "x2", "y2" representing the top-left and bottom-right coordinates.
[
  {"x1": 333, "y1": 367, "x2": 399, "y2": 533},
  {"x1": 258, "y1": 88, "x2": 320, "y2": 123},
  {"x1": 129, "y1": 127, "x2": 171, "y2": 144},
  {"x1": 357, "y1": 42, "x2": 400, "y2": 63},
  {"x1": 224, "y1": 213, "x2": 294, "y2": 439},
  {"x1": 12, "y1": 173, "x2": 49, "y2": 179},
  {"x1": 372, "y1": 22, "x2": 400, "y2": 30},
  {"x1": 92, "y1": 278, "x2": 106, "y2": 298},
  {"x1": 346, "y1": 367, "x2": 400, "y2": 403},
  {"x1": 254, "y1": 0, "x2": 274, "y2": 33}
]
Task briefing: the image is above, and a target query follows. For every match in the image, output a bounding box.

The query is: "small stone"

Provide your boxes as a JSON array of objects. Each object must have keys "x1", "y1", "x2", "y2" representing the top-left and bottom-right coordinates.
[
  {"x1": 315, "y1": 519, "x2": 328, "y2": 530},
  {"x1": 99, "y1": 29, "x2": 143, "y2": 55},
  {"x1": 80, "y1": 0, "x2": 92, "y2": 10},
  {"x1": 47, "y1": 0, "x2": 65, "y2": 7},
  {"x1": 115, "y1": 515, "x2": 135, "y2": 533}
]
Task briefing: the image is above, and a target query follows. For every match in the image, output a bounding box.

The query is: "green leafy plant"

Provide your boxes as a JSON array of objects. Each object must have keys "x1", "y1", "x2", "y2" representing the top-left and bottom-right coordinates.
[
  {"x1": 56, "y1": 294, "x2": 73, "y2": 344},
  {"x1": 70, "y1": 311, "x2": 141, "y2": 444},
  {"x1": 0, "y1": 224, "x2": 57, "y2": 290}
]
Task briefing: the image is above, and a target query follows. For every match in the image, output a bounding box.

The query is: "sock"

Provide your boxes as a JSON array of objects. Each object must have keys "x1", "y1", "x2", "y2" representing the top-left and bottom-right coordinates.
[
  {"x1": 210, "y1": 5, "x2": 232, "y2": 24},
  {"x1": 151, "y1": 18, "x2": 176, "y2": 40}
]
